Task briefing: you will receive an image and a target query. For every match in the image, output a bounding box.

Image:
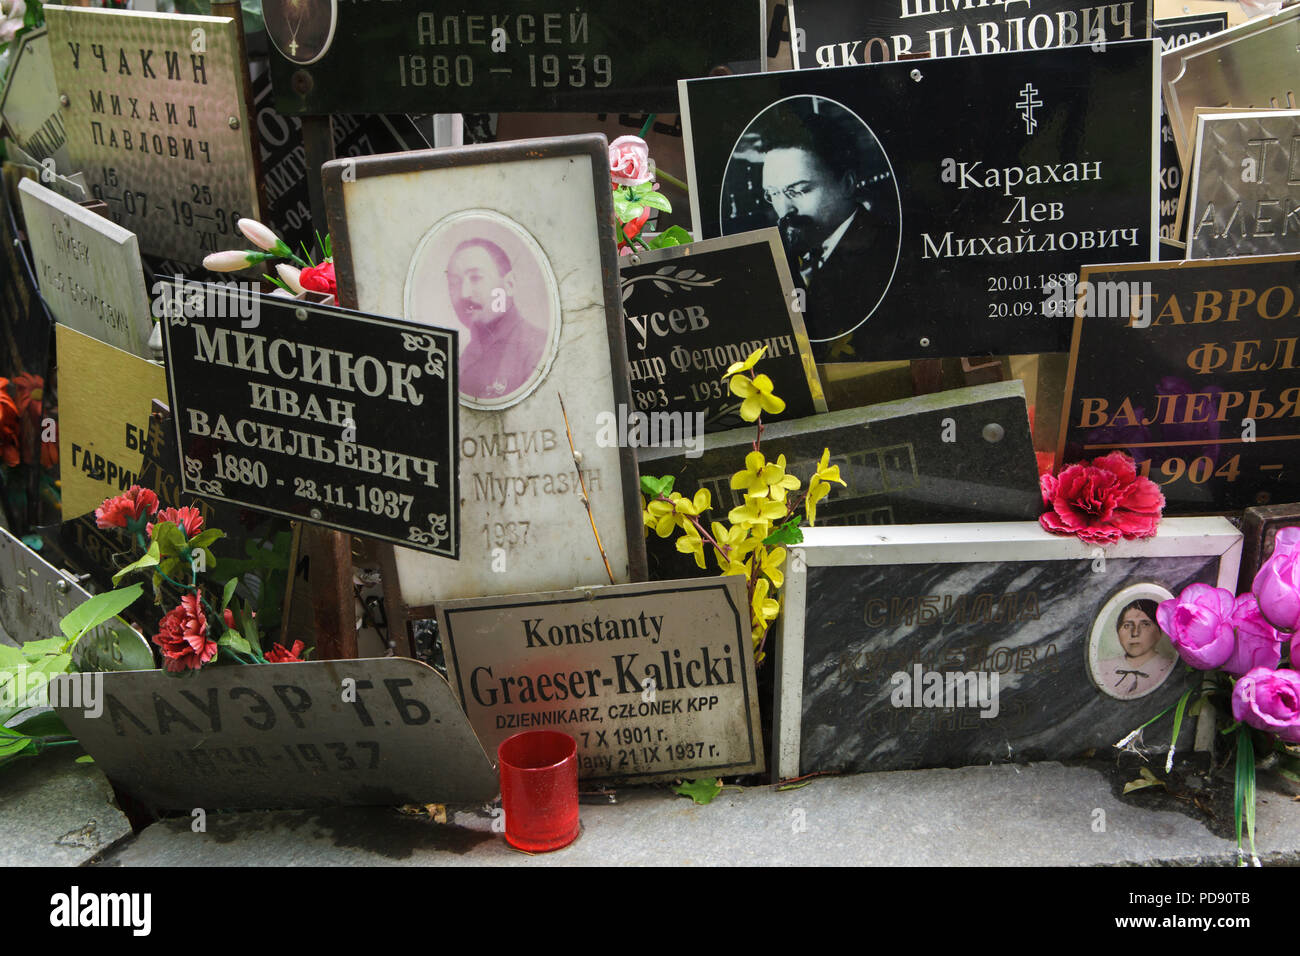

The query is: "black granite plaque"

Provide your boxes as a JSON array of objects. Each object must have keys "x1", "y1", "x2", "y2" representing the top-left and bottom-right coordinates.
[
  {"x1": 159, "y1": 285, "x2": 460, "y2": 556},
  {"x1": 639, "y1": 381, "x2": 1042, "y2": 579},
  {"x1": 620, "y1": 229, "x2": 825, "y2": 435},
  {"x1": 791, "y1": 0, "x2": 1151, "y2": 67},
  {"x1": 680, "y1": 40, "x2": 1159, "y2": 361},
  {"x1": 1153, "y1": 14, "x2": 1227, "y2": 243},
  {"x1": 1057, "y1": 254, "x2": 1300, "y2": 514},
  {"x1": 1240, "y1": 502, "x2": 1300, "y2": 589},
  {"x1": 251, "y1": 60, "x2": 429, "y2": 255},
  {"x1": 775, "y1": 518, "x2": 1241, "y2": 777},
  {"x1": 267, "y1": 0, "x2": 763, "y2": 117}
]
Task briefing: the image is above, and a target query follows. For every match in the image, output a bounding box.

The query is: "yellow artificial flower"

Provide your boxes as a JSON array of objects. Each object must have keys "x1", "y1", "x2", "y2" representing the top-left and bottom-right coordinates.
[
  {"x1": 728, "y1": 372, "x2": 786, "y2": 422},
  {"x1": 728, "y1": 493, "x2": 787, "y2": 530},
  {"x1": 682, "y1": 487, "x2": 711, "y2": 516},
  {"x1": 812, "y1": 448, "x2": 846, "y2": 487},
  {"x1": 751, "y1": 577, "x2": 780, "y2": 629},
  {"x1": 731, "y1": 450, "x2": 769, "y2": 497},
  {"x1": 805, "y1": 448, "x2": 847, "y2": 527},
  {"x1": 675, "y1": 520, "x2": 707, "y2": 570},
  {"x1": 644, "y1": 498, "x2": 678, "y2": 537},
  {"x1": 722, "y1": 346, "x2": 767, "y2": 379},
  {"x1": 805, "y1": 481, "x2": 830, "y2": 527},
  {"x1": 758, "y1": 545, "x2": 787, "y2": 588},
  {"x1": 711, "y1": 521, "x2": 758, "y2": 572},
  {"x1": 761, "y1": 454, "x2": 801, "y2": 502}
]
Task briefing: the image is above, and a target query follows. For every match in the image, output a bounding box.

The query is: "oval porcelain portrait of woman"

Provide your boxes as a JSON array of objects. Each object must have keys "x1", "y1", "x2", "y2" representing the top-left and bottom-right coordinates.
[{"x1": 1088, "y1": 584, "x2": 1180, "y2": 701}]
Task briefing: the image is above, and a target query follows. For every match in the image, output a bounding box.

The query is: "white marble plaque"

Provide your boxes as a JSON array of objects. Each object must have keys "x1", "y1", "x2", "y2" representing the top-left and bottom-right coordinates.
[
  {"x1": 18, "y1": 178, "x2": 154, "y2": 357},
  {"x1": 325, "y1": 135, "x2": 646, "y2": 606}
]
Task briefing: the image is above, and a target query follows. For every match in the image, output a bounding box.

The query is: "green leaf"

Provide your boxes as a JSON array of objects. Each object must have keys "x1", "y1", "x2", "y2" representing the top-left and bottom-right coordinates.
[
  {"x1": 1235, "y1": 727, "x2": 1258, "y2": 864},
  {"x1": 646, "y1": 226, "x2": 694, "y2": 250},
  {"x1": 188, "y1": 528, "x2": 226, "y2": 552},
  {"x1": 638, "y1": 191, "x2": 672, "y2": 213},
  {"x1": 151, "y1": 521, "x2": 188, "y2": 559},
  {"x1": 217, "y1": 631, "x2": 251, "y2": 655},
  {"x1": 639, "y1": 475, "x2": 675, "y2": 498},
  {"x1": 0, "y1": 734, "x2": 34, "y2": 760},
  {"x1": 240, "y1": 612, "x2": 262, "y2": 655},
  {"x1": 111, "y1": 542, "x2": 161, "y2": 586},
  {"x1": 19, "y1": 637, "x2": 65, "y2": 661},
  {"x1": 75, "y1": 754, "x2": 95, "y2": 764},
  {"x1": 221, "y1": 576, "x2": 239, "y2": 612},
  {"x1": 613, "y1": 198, "x2": 644, "y2": 223},
  {"x1": 763, "y1": 518, "x2": 805, "y2": 547},
  {"x1": 672, "y1": 778, "x2": 723, "y2": 805},
  {"x1": 0, "y1": 645, "x2": 26, "y2": 667},
  {"x1": 11, "y1": 711, "x2": 69, "y2": 739},
  {"x1": 59, "y1": 583, "x2": 144, "y2": 641},
  {"x1": 1164, "y1": 686, "x2": 1194, "y2": 773}
]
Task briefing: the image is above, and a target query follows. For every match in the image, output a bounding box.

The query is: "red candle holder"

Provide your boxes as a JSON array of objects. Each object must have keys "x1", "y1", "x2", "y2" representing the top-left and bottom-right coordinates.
[{"x1": 497, "y1": 730, "x2": 580, "y2": 852}]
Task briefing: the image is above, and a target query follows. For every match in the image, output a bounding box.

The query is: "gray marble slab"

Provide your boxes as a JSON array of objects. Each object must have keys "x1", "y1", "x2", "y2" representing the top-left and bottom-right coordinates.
[{"x1": 797, "y1": 553, "x2": 1218, "y2": 773}]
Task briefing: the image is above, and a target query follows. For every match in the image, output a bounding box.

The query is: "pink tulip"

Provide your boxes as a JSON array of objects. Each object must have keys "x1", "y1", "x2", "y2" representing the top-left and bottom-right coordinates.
[
  {"x1": 1232, "y1": 668, "x2": 1300, "y2": 743},
  {"x1": 1156, "y1": 583, "x2": 1236, "y2": 670},
  {"x1": 1253, "y1": 528, "x2": 1300, "y2": 633},
  {"x1": 1222, "y1": 593, "x2": 1284, "y2": 676}
]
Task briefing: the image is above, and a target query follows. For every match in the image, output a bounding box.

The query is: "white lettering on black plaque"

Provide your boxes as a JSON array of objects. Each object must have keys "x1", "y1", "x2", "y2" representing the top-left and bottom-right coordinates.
[{"x1": 159, "y1": 286, "x2": 460, "y2": 555}]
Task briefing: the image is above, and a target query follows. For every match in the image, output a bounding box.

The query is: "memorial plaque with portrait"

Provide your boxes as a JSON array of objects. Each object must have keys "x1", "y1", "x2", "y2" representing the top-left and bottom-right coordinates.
[
  {"x1": 680, "y1": 40, "x2": 1159, "y2": 361},
  {"x1": 1056, "y1": 254, "x2": 1300, "y2": 514},
  {"x1": 774, "y1": 518, "x2": 1241, "y2": 778},
  {"x1": 790, "y1": 0, "x2": 1151, "y2": 68},
  {"x1": 324, "y1": 135, "x2": 645, "y2": 617}
]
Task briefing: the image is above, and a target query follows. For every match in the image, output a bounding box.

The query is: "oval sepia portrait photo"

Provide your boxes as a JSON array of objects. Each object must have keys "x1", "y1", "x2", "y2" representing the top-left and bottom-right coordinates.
[
  {"x1": 719, "y1": 95, "x2": 901, "y2": 344},
  {"x1": 403, "y1": 210, "x2": 562, "y2": 412},
  {"x1": 1087, "y1": 584, "x2": 1180, "y2": 701},
  {"x1": 263, "y1": 0, "x2": 338, "y2": 66}
]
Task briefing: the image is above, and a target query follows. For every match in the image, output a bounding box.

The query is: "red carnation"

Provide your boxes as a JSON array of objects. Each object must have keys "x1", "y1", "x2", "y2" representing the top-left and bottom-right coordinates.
[
  {"x1": 153, "y1": 594, "x2": 217, "y2": 673},
  {"x1": 0, "y1": 380, "x2": 20, "y2": 468},
  {"x1": 265, "y1": 640, "x2": 306, "y2": 663},
  {"x1": 94, "y1": 485, "x2": 160, "y2": 532},
  {"x1": 147, "y1": 505, "x2": 204, "y2": 538},
  {"x1": 223, "y1": 608, "x2": 236, "y2": 630},
  {"x1": 1039, "y1": 452, "x2": 1164, "y2": 545},
  {"x1": 299, "y1": 260, "x2": 336, "y2": 295}
]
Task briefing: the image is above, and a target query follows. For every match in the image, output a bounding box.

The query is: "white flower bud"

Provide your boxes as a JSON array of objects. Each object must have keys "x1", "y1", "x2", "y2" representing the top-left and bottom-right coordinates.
[
  {"x1": 276, "y1": 263, "x2": 305, "y2": 295},
  {"x1": 236, "y1": 218, "x2": 281, "y2": 253},
  {"x1": 202, "y1": 250, "x2": 253, "y2": 272}
]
